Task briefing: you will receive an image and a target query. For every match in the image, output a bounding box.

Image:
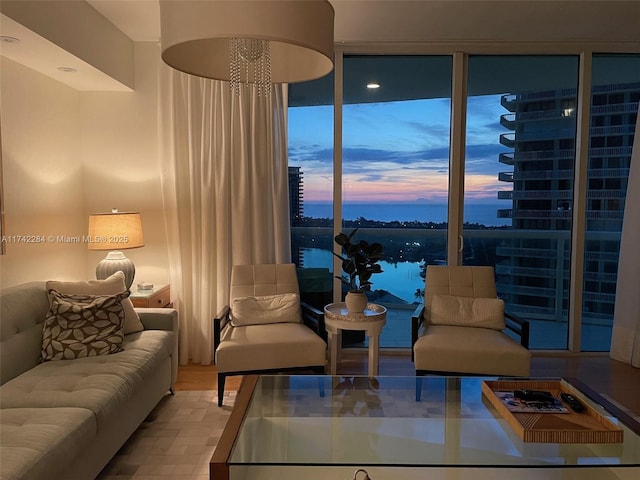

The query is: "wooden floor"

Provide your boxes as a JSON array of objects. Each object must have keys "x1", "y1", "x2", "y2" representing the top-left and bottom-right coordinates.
[{"x1": 174, "y1": 350, "x2": 640, "y2": 416}]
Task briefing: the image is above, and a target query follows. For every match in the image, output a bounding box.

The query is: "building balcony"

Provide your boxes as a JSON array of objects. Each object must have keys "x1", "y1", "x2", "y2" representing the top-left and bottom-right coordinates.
[
  {"x1": 497, "y1": 208, "x2": 512, "y2": 218},
  {"x1": 495, "y1": 282, "x2": 559, "y2": 299},
  {"x1": 496, "y1": 246, "x2": 567, "y2": 258},
  {"x1": 510, "y1": 209, "x2": 573, "y2": 219},
  {"x1": 593, "y1": 81, "x2": 640, "y2": 94},
  {"x1": 590, "y1": 125, "x2": 637, "y2": 137},
  {"x1": 495, "y1": 264, "x2": 558, "y2": 279},
  {"x1": 511, "y1": 169, "x2": 574, "y2": 181},
  {"x1": 500, "y1": 94, "x2": 517, "y2": 111},
  {"x1": 586, "y1": 189, "x2": 627, "y2": 199},
  {"x1": 500, "y1": 88, "x2": 577, "y2": 111},
  {"x1": 591, "y1": 102, "x2": 639, "y2": 115},
  {"x1": 585, "y1": 210, "x2": 624, "y2": 220},
  {"x1": 500, "y1": 113, "x2": 517, "y2": 129},
  {"x1": 589, "y1": 146, "x2": 633, "y2": 159},
  {"x1": 583, "y1": 271, "x2": 618, "y2": 284},
  {"x1": 588, "y1": 168, "x2": 630, "y2": 179},
  {"x1": 583, "y1": 291, "x2": 616, "y2": 304},
  {"x1": 501, "y1": 128, "x2": 577, "y2": 145},
  {"x1": 498, "y1": 171, "x2": 514, "y2": 182},
  {"x1": 509, "y1": 190, "x2": 572, "y2": 200},
  {"x1": 499, "y1": 133, "x2": 516, "y2": 148},
  {"x1": 500, "y1": 110, "x2": 574, "y2": 129},
  {"x1": 499, "y1": 152, "x2": 514, "y2": 165},
  {"x1": 510, "y1": 149, "x2": 575, "y2": 162},
  {"x1": 584, "y1": 250, "x2": 622, "y2": 262}
]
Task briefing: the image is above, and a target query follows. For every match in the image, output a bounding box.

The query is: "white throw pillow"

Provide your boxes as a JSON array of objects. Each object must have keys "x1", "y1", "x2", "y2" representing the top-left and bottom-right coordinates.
[
  {"x1": 46, "y1": 271, "x2": 144, "y2": 334},
  {"x1": 430, "y1": 294, "x2": 506, "y2": 330},
  {"x1": 231, "y1": 293, "x2": 301, "y2": 327}
]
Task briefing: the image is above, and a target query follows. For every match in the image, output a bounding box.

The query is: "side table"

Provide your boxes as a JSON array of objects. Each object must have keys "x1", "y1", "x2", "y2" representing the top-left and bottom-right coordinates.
[
  {"x1": 130, "y1": 284, "x2": 172, "y2": 308},
  {"x1": 323, "y1": 302, "x2": 387, "y2": 377}
]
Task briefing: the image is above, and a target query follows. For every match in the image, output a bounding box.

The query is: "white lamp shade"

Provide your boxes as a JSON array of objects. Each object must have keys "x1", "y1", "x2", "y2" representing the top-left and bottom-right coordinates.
[
  {"x1": 87, "y1": 212, "x2": 144, "y2": 251},
  {"x1": 159, "y1": 0, "x2": 335, "y2": 83}
]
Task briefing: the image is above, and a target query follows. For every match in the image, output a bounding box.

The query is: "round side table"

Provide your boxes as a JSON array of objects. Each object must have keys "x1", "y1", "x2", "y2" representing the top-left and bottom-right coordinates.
[{"x1": 323, "y1": 302, "x2": 387, "y2": 376}]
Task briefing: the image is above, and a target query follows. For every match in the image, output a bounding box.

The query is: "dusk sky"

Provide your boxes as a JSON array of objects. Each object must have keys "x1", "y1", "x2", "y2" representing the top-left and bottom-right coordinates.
[{"x1": 288, "y1": 93, "x2": 512, "y2": 204}]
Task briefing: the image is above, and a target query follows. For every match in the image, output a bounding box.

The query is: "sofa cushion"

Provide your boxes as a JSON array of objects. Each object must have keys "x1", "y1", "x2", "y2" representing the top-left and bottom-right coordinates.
[
  {"x1": 430, "y1": 294, "x2": 506, "y2": 330},
  {"x1": 0, "y1": 407, "x2": 96, "y2": 480},
  {"x1": 216, "y1": 322, "x2": 325, "y2": 373},
  {"x1": 41, "y1": 290, "x2": 128, "y2": 361},
  {"x1": 0, "y1": 283, "x2": 50, "y2": 385},
  {"x1": 231, "y1": 293, "x2": 301, "y2": 326},
  {"x1": 414, "y1": 324, "x2": 531, "y2": 376},
  {"x1": 46, "y1": 272, "x2": 144, "y2": 334},
  {"x1": 0, "y1": 330, "x2": 175, "y2": 429}
]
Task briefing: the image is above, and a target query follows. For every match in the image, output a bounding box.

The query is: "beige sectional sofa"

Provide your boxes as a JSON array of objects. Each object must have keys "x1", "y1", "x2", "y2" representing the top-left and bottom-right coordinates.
[{"x1": 0, "y1": 280, "x2": 179, "y2": 480}]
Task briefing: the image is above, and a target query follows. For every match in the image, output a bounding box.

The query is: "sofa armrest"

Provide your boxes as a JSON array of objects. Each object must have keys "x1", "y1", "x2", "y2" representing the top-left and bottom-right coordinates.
[
  {"x1": 213, "y1": 305, "x2": 231, "y2": 364},
  {"x1": 136, "y1": 308, "x2": 179, "y2": 388},
  {"x1": 136, "y1": 308, "x2": 179, "y2": 333}
]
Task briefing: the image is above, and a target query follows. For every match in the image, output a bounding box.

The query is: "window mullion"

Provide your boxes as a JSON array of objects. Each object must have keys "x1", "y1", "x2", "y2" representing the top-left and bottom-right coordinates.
[
  {"x1": 568, "y1": 51, "x2": 592, "y2": 352},
  {"x1": 448, "y1": 52, "x2": 468, "y2": 265}
]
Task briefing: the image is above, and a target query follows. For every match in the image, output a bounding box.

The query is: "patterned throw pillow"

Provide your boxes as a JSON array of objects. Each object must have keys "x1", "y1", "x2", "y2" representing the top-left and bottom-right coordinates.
[
  {"x1": 46, "y1": 271, "x2": 144, "y2": 335},
  {"x1": 41, "y1": 289, "x2": 130, "y2": 361}
]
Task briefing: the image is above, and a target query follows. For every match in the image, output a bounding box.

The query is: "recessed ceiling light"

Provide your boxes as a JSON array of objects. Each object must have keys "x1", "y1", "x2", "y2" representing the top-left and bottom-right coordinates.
[
  {"x1": 367, "y1": 82, "x2": 381, "y2": 89},
  {"x1": 0, "y1": 36, "x2": 20, "y2": 44},
  {"x1": 57, "y1": 66, "x2": 78, "y2": 73}
]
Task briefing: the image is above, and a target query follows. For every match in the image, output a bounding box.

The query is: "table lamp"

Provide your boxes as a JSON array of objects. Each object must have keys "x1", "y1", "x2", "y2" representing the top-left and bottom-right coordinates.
[{"x1": 87, "y1": 209, "x2": 144, "y2": 289}]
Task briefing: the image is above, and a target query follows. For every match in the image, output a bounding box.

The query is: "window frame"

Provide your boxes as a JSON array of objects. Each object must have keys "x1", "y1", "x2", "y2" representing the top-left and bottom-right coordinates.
[{"x1": 294, "y1": 42, "x2": 638, "y2": 353}]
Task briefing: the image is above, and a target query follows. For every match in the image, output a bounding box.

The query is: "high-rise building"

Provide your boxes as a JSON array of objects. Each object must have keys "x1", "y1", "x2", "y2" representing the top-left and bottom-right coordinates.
[
  {"x1": 288, "y1": 166, "x2": 304, "y2": 225},
  {"x1": 496, "y1": 82, "x2": 639, "y2": 341},
  {"x1": 289, "y1": 166, "x2": 305, "y2": 267}
]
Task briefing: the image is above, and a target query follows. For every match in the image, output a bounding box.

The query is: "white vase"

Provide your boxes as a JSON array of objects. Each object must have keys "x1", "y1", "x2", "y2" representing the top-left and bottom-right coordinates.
[{"x1": 345, "y1": 290, "x2": 368, "y2": 313}]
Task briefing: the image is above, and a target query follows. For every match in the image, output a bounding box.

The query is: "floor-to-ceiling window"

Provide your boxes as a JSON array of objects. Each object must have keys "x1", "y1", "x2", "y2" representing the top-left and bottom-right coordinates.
[
  {"x1": 581, "y1": 54, "x2": 640, "y2": 351},
  {"x1": 341, "y1": 55, "x2": 452, "y2": 347},
  {"x1": 288, "y1": 49, "x2": 638, "y2": 352},
  {"x1": 464, "y1": 56, "x2": 580, "y2": 349},
  {"x1": 288, "y1": 73, "x2": 334, "y2": 311}
]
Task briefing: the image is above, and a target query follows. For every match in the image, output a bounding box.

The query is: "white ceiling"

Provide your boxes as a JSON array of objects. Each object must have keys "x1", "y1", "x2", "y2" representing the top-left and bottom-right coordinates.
[
  {"x1": 87, "y1": 0, "x2": 640, "y2": 44},
  {"x1": 1, "y1": 1, "x2": 639, "y2": 92}
]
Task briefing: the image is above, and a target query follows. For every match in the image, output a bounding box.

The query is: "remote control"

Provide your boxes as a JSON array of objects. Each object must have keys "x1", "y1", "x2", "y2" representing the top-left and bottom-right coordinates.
[
  {"x1": 560, "y1": 393, "x2": 584, "y2": 412},
  {"x1": 514, "y1": 389, "x2": 555, "y2": 403}
]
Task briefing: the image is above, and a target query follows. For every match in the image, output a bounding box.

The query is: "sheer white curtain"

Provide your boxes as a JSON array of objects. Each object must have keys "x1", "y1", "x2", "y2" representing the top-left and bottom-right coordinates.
[
  {"x1": 610, "y1": 112, "x2": 640, "y2": 367},
  {"x1": 160, "y1": 67, "x2": 291, "y2": 365}
]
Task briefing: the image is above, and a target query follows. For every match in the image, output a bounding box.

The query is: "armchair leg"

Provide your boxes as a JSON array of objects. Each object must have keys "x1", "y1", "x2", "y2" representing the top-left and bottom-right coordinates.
[
  {"x1": 218, "y1": 373, "x2": 226, "y2": 407},
  {"x1": 415, "y1": 374, "x2": 424, "y2": 402}
]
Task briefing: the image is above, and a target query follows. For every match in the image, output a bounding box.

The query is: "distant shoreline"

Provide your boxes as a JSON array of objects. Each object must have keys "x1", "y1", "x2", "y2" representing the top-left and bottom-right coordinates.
[{"x1": 301, "y1": 201, "x2": 511, "y2": 227}]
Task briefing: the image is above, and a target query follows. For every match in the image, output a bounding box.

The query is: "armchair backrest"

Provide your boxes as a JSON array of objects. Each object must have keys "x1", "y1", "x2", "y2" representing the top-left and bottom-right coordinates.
[
  {"x1": 230, "y1": 264, "x2": 300, "y2": 300},
  {"x1": 424, "y1": 266, "x2": 497, "y2": 319}
]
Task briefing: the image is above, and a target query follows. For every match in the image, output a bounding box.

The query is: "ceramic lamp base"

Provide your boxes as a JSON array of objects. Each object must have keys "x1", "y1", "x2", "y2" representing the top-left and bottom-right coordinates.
[{"x1": 96, "y1": 251, "x2": 135, "y2": 289}]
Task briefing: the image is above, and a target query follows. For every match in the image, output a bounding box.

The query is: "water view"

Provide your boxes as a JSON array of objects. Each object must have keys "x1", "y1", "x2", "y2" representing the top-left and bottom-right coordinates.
[
  {"x1": 305, "y1": 202, "x2": 510, "y2": 227},
  {"x1": 302, "y1": 247, "x2": 424, "y2": 304}
]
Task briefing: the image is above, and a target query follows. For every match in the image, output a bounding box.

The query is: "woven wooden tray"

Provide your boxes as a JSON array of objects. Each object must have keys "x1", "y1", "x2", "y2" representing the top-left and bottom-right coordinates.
[{"x1": 482, "y1": 379, "x2": 624, "y2": 444}]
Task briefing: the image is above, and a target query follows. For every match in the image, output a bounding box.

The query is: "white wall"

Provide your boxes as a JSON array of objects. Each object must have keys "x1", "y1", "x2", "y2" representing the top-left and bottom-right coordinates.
[
  {"x1": 80, "y1": 42, "x2": 169, "y2": 287},
  {"x1": 0, "y1": 56, "x2": 86, "y2": 287},
  {"x1": 0, "y1": 42, "x2": 169, "y2": 289}
]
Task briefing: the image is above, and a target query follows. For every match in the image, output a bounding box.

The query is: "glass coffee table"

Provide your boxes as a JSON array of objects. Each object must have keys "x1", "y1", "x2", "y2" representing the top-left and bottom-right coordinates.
[{"x1": 211, "y1": 375, "x2": 640, "y2": 480}]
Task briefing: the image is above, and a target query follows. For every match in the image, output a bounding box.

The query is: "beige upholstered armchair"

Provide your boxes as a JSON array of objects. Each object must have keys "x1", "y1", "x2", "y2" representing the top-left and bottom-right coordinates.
[
  {"x1": 412, "y1": 266, "x2": 531, "y2": 383},
  {"x1": 213, "y1": 264, "x2": 327, "y2": 406}
]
